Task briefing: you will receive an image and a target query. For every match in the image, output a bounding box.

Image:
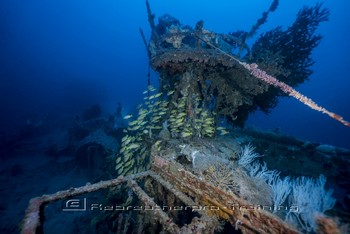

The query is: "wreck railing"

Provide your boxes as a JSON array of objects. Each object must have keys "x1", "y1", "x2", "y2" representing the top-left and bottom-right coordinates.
[{"x1": 21, "y1": 157, "x2": 303, "y2": 234}]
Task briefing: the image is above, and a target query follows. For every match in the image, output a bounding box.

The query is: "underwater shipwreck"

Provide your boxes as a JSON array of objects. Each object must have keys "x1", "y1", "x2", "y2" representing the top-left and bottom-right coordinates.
[{"x1": 21, "y1": 1, "x2": 350, "y2": 233}]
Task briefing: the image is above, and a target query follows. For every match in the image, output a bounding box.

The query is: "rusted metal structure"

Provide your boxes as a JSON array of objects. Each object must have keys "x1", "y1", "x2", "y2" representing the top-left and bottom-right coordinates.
[
  {"x1": 20, "y1": 1, "x2": 344, "y2": 233},
  {"x1": 22, "y1": 151, "x2": 344, "y2": 233},
  {"x1": 22, "y1": 159, "x2": 302, "y2": 234}
]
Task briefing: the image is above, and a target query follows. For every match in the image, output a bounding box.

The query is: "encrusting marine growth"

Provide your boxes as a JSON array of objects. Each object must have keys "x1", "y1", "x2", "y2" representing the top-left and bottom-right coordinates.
[{"x1": 203, "y1": 39, "x2": 350, "y2": 127}]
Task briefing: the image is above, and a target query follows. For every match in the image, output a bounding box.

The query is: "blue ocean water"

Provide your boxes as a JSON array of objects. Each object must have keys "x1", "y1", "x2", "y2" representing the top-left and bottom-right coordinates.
[
  {"x1": 0, "y1": 0, "x2": 349, "y2": 149},
  {"x1": 0, "y1": 0, "x2": 349, "y2": 232}
]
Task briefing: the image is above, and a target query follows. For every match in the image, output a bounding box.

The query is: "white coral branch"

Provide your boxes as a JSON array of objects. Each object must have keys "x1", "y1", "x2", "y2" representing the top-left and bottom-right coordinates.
[
  {"x1": 238, "y1": 143, "x2": 262, "y2": 167},
  {"x1": 285, "y1": 175, "x2": 336, "y2": 232}
]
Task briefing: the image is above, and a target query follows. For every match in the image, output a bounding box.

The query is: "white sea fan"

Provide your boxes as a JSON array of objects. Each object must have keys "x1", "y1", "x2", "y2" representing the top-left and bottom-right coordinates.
[
  {"x1": 269, "y1": 176, "x2": 292, "y2": 213},
  {"x1": 255, "y1": 162, "x2": 279, "y2": 183},
  {"x1": 246, "y1": 161, "x2": 261, "y2": 177},
  {"x1": 285, "y1": 175, "x2": 336, "y2": 232},
  {"x1": 238, "y1": 143, "x2": 262, "y2": 167}
]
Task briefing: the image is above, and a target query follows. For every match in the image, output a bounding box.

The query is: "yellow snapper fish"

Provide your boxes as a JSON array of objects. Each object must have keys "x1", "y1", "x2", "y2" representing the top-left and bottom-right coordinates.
[{"x1": 124, "y1": 115, "x2": 133, "y2": 120}]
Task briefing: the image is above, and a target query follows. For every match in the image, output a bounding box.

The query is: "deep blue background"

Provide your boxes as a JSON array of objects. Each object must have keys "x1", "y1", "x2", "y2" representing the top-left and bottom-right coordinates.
[{"x1": 1, "y1": 0, "x2": 349, "y2": 148}]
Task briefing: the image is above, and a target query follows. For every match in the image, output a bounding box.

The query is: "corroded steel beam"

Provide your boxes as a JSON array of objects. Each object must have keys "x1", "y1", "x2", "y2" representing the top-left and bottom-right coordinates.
[
  {"x1": 21, "y1": 172, "x2": 149, "y2": 234},
  {"x1": 152, "y1": 156, "x2": 299, "y2": 234},
  {"x1": 21, "y1": 169, "x2": 217, "y2": 234}
]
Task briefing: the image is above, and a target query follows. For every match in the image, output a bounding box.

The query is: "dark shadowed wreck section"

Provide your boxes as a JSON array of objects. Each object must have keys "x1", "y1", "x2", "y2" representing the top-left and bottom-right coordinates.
[{"x1": 145, "y1": 1, "x2": 330, "y2": 126}]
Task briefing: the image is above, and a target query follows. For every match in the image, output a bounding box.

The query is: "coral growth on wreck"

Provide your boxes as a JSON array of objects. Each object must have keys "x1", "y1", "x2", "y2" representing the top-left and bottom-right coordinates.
[{"x1": 144, "y1": 0, "x2": 342, "y2": 127}]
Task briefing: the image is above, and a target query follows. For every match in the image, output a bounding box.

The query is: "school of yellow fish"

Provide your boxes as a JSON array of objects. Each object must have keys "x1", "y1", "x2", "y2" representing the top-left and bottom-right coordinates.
[{"x1": 115, "y1": 85, "x2": 229, "y2": 176}]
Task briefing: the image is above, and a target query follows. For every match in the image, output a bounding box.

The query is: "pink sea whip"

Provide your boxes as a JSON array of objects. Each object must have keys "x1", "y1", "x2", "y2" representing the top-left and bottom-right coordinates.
[
  {"x1": 241, "y1": 62, "x2": 350, "y2": 127},
  {"x1": 198, "y1": 35, "x2": 350, "y2": 127}
]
